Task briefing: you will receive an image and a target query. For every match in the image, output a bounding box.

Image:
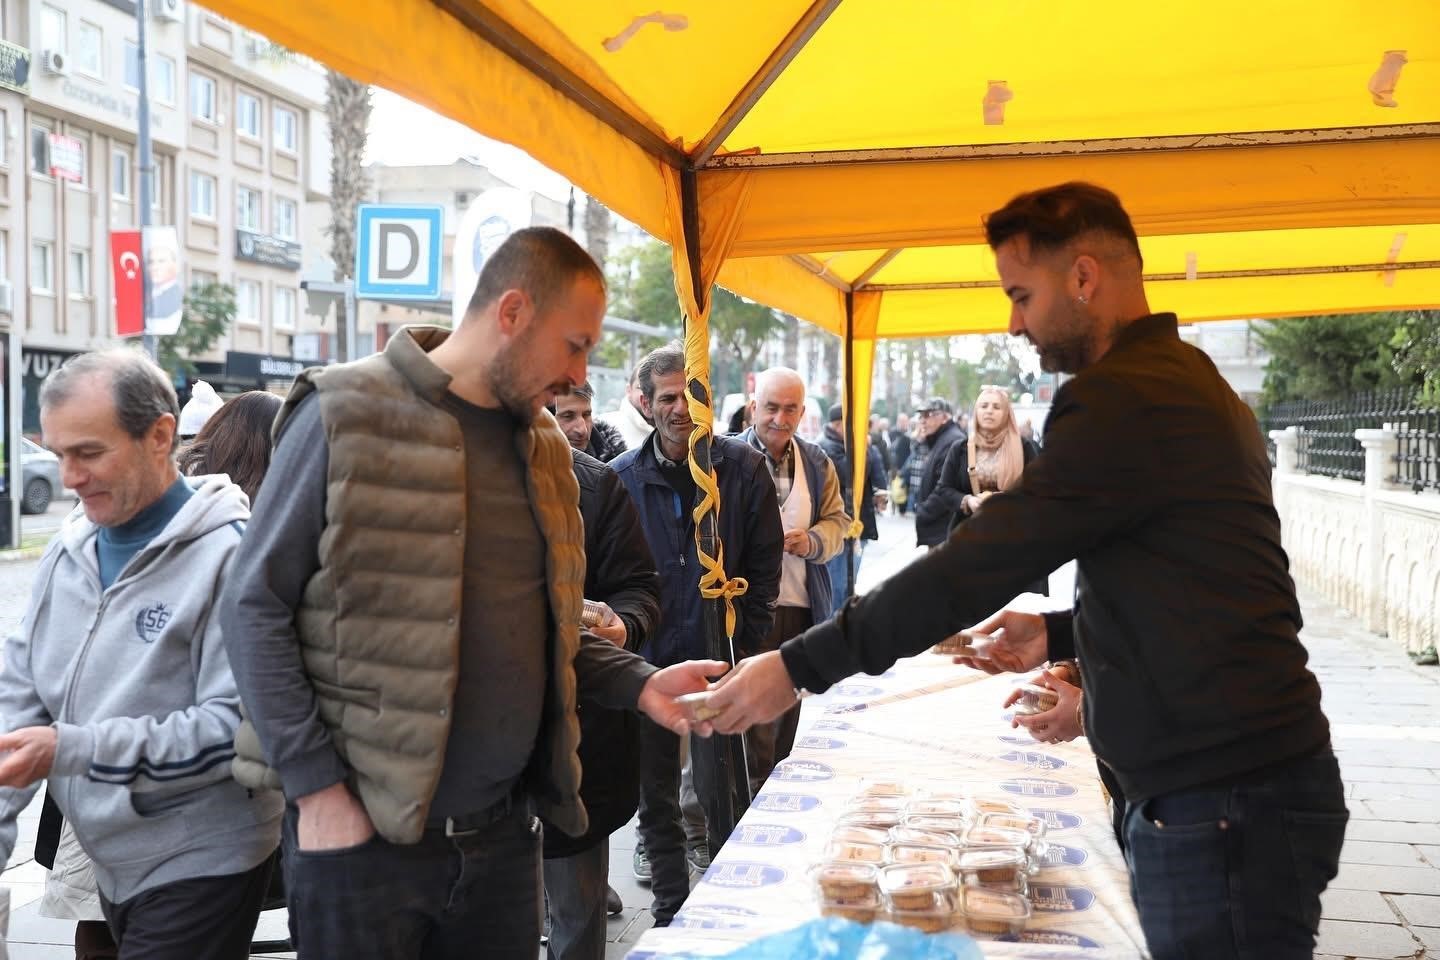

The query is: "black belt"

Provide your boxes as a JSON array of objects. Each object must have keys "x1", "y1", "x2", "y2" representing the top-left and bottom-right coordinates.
[{"x1": 428, "y1": 789, "x2": 524, "y2": 837}]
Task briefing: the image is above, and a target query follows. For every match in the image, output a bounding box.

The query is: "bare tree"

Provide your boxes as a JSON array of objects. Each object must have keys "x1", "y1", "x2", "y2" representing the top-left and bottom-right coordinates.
[
  {"x1": 780, "y1": 313, "x2": 800, "y2": 369},
  {"x1": 325, "y1": 70, "x2": 372, "y2": 360}
]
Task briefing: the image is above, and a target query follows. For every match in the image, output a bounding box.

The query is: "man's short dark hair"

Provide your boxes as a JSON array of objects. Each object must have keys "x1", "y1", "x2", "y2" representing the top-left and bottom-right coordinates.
[
  {"x1": 570, "y1": 381, "x2": 594, "y2": 402},
  {"x1": 636, "y1": 341, "x2": 686, "y2": 402},
  {"x1": 466, "y1": 226, "x2": 607, "y2": 315},
  {"x1": 983, "y1": 182, "x2": 1142, "y2": 268},
  {"x1": 40, "y1": 349, "x2": 182, "y2": 452}
]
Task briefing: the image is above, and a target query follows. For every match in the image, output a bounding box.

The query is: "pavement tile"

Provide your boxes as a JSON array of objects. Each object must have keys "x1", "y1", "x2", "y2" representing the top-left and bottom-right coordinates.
[
  {"x1": 1322, "y1": 888, "x2": 1399, "y2": 923},
  {"x1": 1316, "y1": 919, "x2": 1424, "y2": 958},
  {"x1": 1390, "y1": 893, "x2": 1440, "y2": 927},
  {"x1": 1332, "y1": 863, "x2": 1440, "y2": 895},
  {"x1": 1347, "y1": 821, "x2": 1440, "y2": 845},
  {"x1": 1341, "y1": 840, "x2": 1432, "y2": 867},
  {"x1": 1417, "y1": 845, "x2": 1440, "y2": 868},
  {"x1": 1350, "y1": 781, "x2": 1440, "y2": 803},
  {"x1": 1340, "y1": 765, "x2": 1440, "y2": 785},
  {"x1": 1364, "y1": 800, "x2": 1440, "y2": 823},
  {"x1": 1412, "y1": 926, "x2": 1440, "y2": 952}
]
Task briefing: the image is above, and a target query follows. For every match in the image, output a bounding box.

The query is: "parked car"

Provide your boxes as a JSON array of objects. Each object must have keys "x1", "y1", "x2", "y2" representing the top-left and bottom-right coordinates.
[{"x1": 21, "y1": 438, "x2": 61, "y2": 515}]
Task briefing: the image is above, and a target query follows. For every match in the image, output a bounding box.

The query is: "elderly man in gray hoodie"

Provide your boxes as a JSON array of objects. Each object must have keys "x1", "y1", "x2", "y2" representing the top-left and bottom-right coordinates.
[{"x1": 0, "y1": 351, "x2": 281, "y2": 960}]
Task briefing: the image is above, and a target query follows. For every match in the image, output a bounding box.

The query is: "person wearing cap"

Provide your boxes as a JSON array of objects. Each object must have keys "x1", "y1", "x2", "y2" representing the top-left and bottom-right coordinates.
[
  {"x1": 178, "y1": 381, "x2": 223, "y2": 441},
  {"x1": 819, "y1": 404, "x2": 887, "y2": 616},
  {"x1": 908, "y1": 398, "x2": 966, "y2": 548}
]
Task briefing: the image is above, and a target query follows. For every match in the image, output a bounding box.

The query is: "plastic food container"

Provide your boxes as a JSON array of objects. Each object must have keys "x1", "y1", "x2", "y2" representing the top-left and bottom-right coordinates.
[
  {"x1": 879, "y1": 863, "x2": 957, "y2": 912},
  {"x1": 856, "y1": 776, "x2": 909, "y2": 798},
  {"x1": 824, "y1": 839, "x2": 886, "y2": 863},
  {"x1": 889, "y1": 826, "x2": 963, "y2": 848},
  {"x1": 832, "y1": 825, "x2": 893, "y2": 847},
  {"x1": 902, "y1": 814, "x2": 971, "y2": 835},
  {"x1": 968, "y1": 796, "x2": 1028, "y2": 818},
  {"x1": 581, "y1": 599, "x2": 606, "y2": 628},
  {"x1": 1010, "y1": 681, "x2": 1059, "y2": 716},
  {"x1": 810, "y1": 860, "x2": 880, "y2": 902},
  {"x1": 905, "y1": 798, "x2": 967, "y2": 818},
  {"x1": 979, "y1": 812, "x2": 1048, "y2": 842},
  {"x1": 960, "y1": 887, "x2": 1031, "y2": 935},
  {"x1": 821, "y1": 895, "x2": 881, "y2": 923},
  {"x1": 838, "y1": 810, "x2": 902, "y2": 829},
  {"x1": 675, "y1": 691, "x2": 719, "y2": 724},
  {"x1": 848, "y1": 796, "x2": 907, "y2": 814},
  {"x1": 957, "y1": 848, "x2": 1029, "y2": 892},
  {"x1": 886, "y1": 903, "x2": 957, "y2": 932},
  {"x1": 885, "y1": 843, "x2": 954, "y2": 866},
  {"x1": 933, "y1": 628, "x2": 1007, "y2": 660}
]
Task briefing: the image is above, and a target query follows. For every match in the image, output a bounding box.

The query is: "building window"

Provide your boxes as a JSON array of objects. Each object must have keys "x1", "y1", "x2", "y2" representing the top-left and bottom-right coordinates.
[
  {"x1": 273, "y1": 106, "x2": 298, "y2": 153},
  {"x1": 75, "y1": 21, "x2": 102, "y2": 77},
  {"x1": 31, "y1": 242, "x2": 53, "y2": 293},
  {"x1": 192, "y1": 269, "x2": 218, "y2": 289},
  {"x1": 273, "y1": 286, "x2": 296, "y2": 329},
  {"x1": 188, "y1": 170, "x2": 216, "y2": 220},
  {"x1": 112, "y1": 149, "x2": 131, "y2": 199},
  {"x1": 40, "y1": 5, "x2": 65, "y2": 54},
  {"x1": 123, "y1": 40, "x2": 138, "y2": 90},
  {"x1": 189, "y1": 71, "x2": 217, "y2": 123},
  {"x1": 0, "y1": 112, "x2": 9, "y2": 169},
  {"x1": 29, "y1": 125, "x2": 50, "y2": 177},
  {"x1": 67, "y1": 249, "x2": 90, "y2": 297},
  {"x1": 236, "y1": 90, "x2": 261, "y2": 139},
  {"x1": 236, "y1": 278, "x2": 261, "y2": 325},
  {"x1": 65, "y1": 134, "x2": 88, "y2": 188},
  {"x1": 0, "y1": 233, "x2": 8, "y2": 282},
  {"x1": 154, "y1": 55, "x2": 176, "y2": 104},
  {"x1": 273, "y1": 197, "x2": 297, "y2": 240},
  {"x1": 237, "y1": 186, "x2": 262, "y2": 231}
]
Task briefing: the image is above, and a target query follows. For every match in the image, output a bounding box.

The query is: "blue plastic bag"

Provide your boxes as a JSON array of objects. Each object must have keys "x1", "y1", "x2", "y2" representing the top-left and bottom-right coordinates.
[{"x1": 716, "y1": 917, "x2": 984, "y2": 960}]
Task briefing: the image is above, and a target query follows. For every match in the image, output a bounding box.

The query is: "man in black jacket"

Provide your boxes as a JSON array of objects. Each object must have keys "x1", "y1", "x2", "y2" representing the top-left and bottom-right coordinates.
[
  {"x1": 542, "y1": 446, "x2": 660, "y2": 960},
  {"x1": 819, "y1": 405, "x2": 887, "y2": 616},
  {"x1": 908, "y1": 398, "x2": 966, "y2": 547},
  {"x1": 704, "y1": 182, "x2": 1345, "y2": 960}
]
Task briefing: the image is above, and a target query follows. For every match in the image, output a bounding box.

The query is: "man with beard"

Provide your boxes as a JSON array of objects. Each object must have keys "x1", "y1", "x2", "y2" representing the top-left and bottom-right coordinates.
[
  {"x1": 703, "y1": 183, "x2": 1345, "y2": 960},
  {"x1": 610, "y1": 342, "x2": 782, "y2": 927},
  {"x1": 220, "y1": 228, "x2": 727, "y2": 960},
  {"x1": 908, "y1": 397, "x2": 966, "y2": 548}
]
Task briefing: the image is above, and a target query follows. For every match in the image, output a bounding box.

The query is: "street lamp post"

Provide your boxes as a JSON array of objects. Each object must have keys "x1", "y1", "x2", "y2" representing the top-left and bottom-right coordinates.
[{"x1": 135, "y1": 0, "x2": 157, "y2": 361}]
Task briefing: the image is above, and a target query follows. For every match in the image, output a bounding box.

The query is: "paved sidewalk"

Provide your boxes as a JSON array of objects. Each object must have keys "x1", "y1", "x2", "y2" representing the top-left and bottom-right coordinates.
[{"x1": 1, "y1": 513, "x2": 1436, "y2": 958}]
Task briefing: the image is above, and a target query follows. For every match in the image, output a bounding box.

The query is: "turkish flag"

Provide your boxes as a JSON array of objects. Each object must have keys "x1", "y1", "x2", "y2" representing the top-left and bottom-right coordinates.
[{"x1": 111, "y1": 231, "x2": 144, "y2": 338}]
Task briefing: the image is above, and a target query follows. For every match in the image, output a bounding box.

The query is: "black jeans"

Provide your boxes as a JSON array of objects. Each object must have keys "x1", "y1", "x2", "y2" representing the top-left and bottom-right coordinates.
[
  {"x1": 636, "y1": 719, "x2": 739, "y2": 925},
  {"x1": 282, "y1": 802, "x2": 543, "y2": 960},
  {"x1": 98, "y1": 859, "x2": 271, "y2": 960},
  {"x1": 1124, "y1": 746, "x2": 1348, "y2": 960},
  {"x1": 543, "y1": 841, "x2": 608, "y2": 960}
]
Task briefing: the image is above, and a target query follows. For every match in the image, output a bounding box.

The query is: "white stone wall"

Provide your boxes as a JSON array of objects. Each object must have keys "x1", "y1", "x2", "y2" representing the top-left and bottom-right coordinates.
[{"x1": 1272, "y1": 427, "x2": 1440, "y2": 660}]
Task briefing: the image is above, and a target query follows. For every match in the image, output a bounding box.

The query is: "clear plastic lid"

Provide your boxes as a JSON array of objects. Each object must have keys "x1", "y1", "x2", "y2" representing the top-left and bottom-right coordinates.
[
  {"x1": 886, "y1": 843, "x2": 955, "y2": 866},
  {"x1": 856, "y1": 776, "x2": 909, "y2": 798},
  {"x1": 979, "y1": 812, "x2": 1048, "y2": 840},
  {"x1": 675, "y1": 691, "x2": 720, "y2": 724},
  {"x1": 960, "y1": 887, "x2": 1032, "y2": 935},
  {"x1": 968, "y1": 796, "x2": 1027, "y2": 818},
  {"x1": 902, "y1": 814, "x2": 971, "y2": 834},
  {"x1": 847, "y1": 796, "x2": 907, "y2": 814},
  {"x1": 832, "y1": 825, "x2": 893, "y2": 846},
  {"x1": 879, "y1": 862, "x2": 956, "y2": 896},
  {"x1": 889, "y1": 826, "x2": 963, "y2": 848},
  {"x1": 821, "y1": 898, "x2": 882, "y2": 922},
  {"x1": 837, "y1": 810, "x2": 902, "y2": 829},
  {"x1": 885, "y1": 901, "x2": 957, "y2": 932},
  {"x1": 957, "y1": 847, "x2": 1028, "y2": 880},
  {"x1": 810, "y1": 860, "x2": 881, "y2": 899},
  {"x1": 965, "y1": 825, "x2": 1032, "y2": 849},
  {"x1": 905, "y1": 798, "x2": 967, "y2": 818},
  {"x1": 941, "y1": 627, "x2": 1007, "y2": 661},
  {"x1": 1010, "y1": 681, "x2": 1059, "y2": 717},
  {"x1": 824, "y1": 839, "x2": 886, "y2": 863}
]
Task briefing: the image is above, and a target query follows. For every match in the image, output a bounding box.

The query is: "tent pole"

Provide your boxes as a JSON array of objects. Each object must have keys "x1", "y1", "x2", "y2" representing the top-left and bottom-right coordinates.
[{"x1": 843, "y1": 291, "x2": 857, "y2": 601}]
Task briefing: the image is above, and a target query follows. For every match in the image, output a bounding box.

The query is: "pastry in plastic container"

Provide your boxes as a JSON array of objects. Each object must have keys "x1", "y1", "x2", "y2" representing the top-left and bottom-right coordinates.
[
  {"x1": 902, "y1": 814, "x2": 971, "y2": 835},
  {"x1": 675, "y1": 691, "x2": 720, "y2": 724},
  {"x1": 886, "y1": 903, "x2": 957, "y2": 933},
  {"x1": 848, "y1": 796, "x2": 907, "y2": 814},
  {"x1": 879, "y1": 863, "x2": 957, "y2": 912},
  {"x1": 580, "y1": 599, "x2": 606, "y2": 628},
  {"x1": 832, "y1": 824, "x2": 893, "y2": 847},
  {"x1": 885, "y1": 843, "x2": 955, "y2": 866},
  {"x1": 821, "y1": 895, "x2": 881, "y2": 924},
  {"x1": 979, "y1": 812, "x2": 1048, "y2": 843},
  {"x1": 960, "y1": 887, "x2": 1032, "y2": 935},
  {"x1": 825, "y1": 839, "x2": 886, "y2": 863},
  {"x1": 811, "y1": 860, "x2": 881, "y2": 901},
  {"x1": 890, "y1": 826, "x2": 963, "y2": 848},
  {"x1": 932, "y1": 627, "x2": 1006, "y2": 659},
  {"x1": 856, "y1": 776, "x2": 909, "y2": 798},
  {"x1": 905, "y1": 798, "x2": 967, "y2": 818},
  {"x1": 968, "y1": 795, "x2": 1028, "y2": 818},
  {"x1": 957, "y1": 848, "x2": 1030, "y2": 893},
  {"x1": 965, "y1": 825, "x2": 1031, "y2": 849},
  {"x1": 1009, "y1": 681, "x2": 1059, "y2": 716}
]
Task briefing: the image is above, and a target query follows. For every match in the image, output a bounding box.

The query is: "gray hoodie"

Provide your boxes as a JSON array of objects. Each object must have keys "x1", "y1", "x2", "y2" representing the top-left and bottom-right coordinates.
[{"x1": 0, "y1": 475, "x2": 281, "y2": 904}]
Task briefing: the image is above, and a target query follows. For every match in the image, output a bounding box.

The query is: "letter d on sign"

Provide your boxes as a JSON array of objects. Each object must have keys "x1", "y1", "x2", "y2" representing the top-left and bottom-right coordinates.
[{"x1": 378, "y1": 224, "x2": 419, "y2": 279}]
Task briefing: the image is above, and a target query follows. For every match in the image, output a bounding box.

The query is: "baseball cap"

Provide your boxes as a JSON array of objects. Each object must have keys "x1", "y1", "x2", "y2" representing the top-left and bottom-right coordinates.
[{"x1": 914, "y1": 397, "x2": 953, "y2": 416}]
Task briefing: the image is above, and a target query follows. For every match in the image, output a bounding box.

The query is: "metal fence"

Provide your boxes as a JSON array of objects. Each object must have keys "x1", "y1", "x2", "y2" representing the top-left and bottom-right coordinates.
[{"x1": 1262, "y1": 390, "x2": 1440, "y2": 492}]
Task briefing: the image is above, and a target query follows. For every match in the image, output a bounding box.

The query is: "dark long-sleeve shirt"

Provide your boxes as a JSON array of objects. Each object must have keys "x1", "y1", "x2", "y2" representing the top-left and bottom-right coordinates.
[{"x1": 780, "y1": 313, "x2": 1329, "y2": 802}]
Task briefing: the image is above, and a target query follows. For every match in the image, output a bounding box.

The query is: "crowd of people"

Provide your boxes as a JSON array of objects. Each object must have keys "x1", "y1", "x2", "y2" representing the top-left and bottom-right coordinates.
[{"x1": 0, "y1": 184, "x2": 1347, "y2": 960}]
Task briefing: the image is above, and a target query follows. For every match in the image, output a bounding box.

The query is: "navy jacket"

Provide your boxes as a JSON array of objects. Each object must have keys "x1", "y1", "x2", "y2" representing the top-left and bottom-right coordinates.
[
  {"x1": 611, "y1": 434, "x2": 783, "y2": 666},
  {"x1": 819, "y1": 424, "x2": 887, "y2": 541}
]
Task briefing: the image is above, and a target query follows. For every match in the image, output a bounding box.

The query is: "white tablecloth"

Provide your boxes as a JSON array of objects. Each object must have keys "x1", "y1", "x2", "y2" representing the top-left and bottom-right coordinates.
[{"x1": 628, "y1": 652, "x2": 1149, "y2": 958}]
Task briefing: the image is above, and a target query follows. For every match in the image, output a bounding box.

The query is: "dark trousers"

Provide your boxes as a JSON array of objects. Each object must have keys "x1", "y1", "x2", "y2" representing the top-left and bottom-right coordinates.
[
  {"x1": 98, "y1": 859, "x2": 272, "y2": 960},
  {"x1": 744, "y1": 605, "x2": 811, "y2": 796},
  {"x1": 281, "y1": 802, "x2": 543, "y2": 960},
  {"x1": 636, "y1": 719, "x2": 735, "y2": 926},
  {"x1": 1124, "y1": 746, "x2": 1347, "y2": 960},
  {"x1": 543, "y1": 842, "x2": 608, "y2": 960},
  {"x1": 75, "y1": 920, "x2": 118, "y2": 960}
]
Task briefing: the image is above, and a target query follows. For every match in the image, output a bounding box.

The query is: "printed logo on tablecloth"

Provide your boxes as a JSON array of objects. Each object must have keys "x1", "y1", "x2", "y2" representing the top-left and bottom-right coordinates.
[
  {"x1": 998, "y1": 734, "x2": 1038, "y2": 745},
  {"x1": 1030, "y1": 884, "x2": 1096, "y2": 912},
  {"x1": 1030, "y1": 809, "x2": 1084, "y2": 831},
  {"x1": 673, "y1": 904, "x2": 761, "y2": 930},
  {"x1": 999, "y1": 929, "x2": 1103, "y2": 948},
  {"x1": 794, "y1": 736, "x2": 846, "y2": 750},
  {"x1": 834, "y1": 684, "x2": 884, "y2": 697},
  {"x1": 1035, "y1": 843, "x2": 1089, "y2": 868},
  {"x1": 751, "y1": 792, "x2": 822, "y2": 813},
  {"x1": 732, "y1": 824, "x2": 807, "y2": 846},
  {"x1": 703, "y1": 861, "x2": 788, "y2": 889},
  {"x1": 773, "y1": 760, "x2": 834, "y2": 782},
  {"x1": 1001, "y1": 778, "x2": 1079, "y2": 798},
  {"x1": 811, "y1": 719, "x2": 853, "y2": 731},
  {"x1": 824, "y1": 703, "x2": 866, "y2": 714},
  {"x1": 999, "y1": 750, "x2": 1068, "y2": 772}
]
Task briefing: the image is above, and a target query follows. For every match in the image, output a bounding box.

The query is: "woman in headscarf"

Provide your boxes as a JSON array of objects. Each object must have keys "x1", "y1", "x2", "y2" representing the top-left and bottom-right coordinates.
[{"x1": 933, "y1": 385, "x2": 1045, "y2": 591}]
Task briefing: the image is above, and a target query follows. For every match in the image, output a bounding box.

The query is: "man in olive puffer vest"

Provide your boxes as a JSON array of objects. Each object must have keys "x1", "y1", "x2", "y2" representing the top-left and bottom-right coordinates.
[{"x1": 220, "y1": 227, "x2": 725, "y2": 960}]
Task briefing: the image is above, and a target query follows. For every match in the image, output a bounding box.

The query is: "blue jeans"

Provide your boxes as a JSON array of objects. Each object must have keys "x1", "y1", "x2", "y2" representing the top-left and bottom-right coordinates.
[
  {"x1": 1123, "y1": 746, "x2": 1347, "y2": 960},
  {"x1": 824, "y1": 540, "x2": 868, "y2": 619},
  {"x1": 282, "y1": 801, "x2": 542, "y2": 960}
]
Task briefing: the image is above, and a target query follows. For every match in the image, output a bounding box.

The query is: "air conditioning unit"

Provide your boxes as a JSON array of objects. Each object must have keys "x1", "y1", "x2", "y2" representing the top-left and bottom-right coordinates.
[
  {"x1": 41, "y1": 49, "x2": 68, "y2": 76},
  {"x1": 0, "y1": 280, "x2": 12, "y2": 314},
  {"x1": 153, "y1": 0, "x2": 183, "y2": 23}
]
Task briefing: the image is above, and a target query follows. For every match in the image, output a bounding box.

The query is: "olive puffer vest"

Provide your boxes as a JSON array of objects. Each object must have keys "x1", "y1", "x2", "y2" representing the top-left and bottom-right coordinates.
[{"x1": 232, "y1": 326, "x2": 589, "y2": 843}]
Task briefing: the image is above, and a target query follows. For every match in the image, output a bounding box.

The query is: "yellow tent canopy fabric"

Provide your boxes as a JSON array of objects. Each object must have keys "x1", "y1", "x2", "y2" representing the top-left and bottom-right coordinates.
[{"x1": 207, "y1": 0, "x2": 1440, "y2": 614}]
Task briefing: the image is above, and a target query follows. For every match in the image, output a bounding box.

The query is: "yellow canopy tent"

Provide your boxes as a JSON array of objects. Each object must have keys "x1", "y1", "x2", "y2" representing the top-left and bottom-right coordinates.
[{"x1": 209, "y1": 0, "x2": 1439, "y2": 642}]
